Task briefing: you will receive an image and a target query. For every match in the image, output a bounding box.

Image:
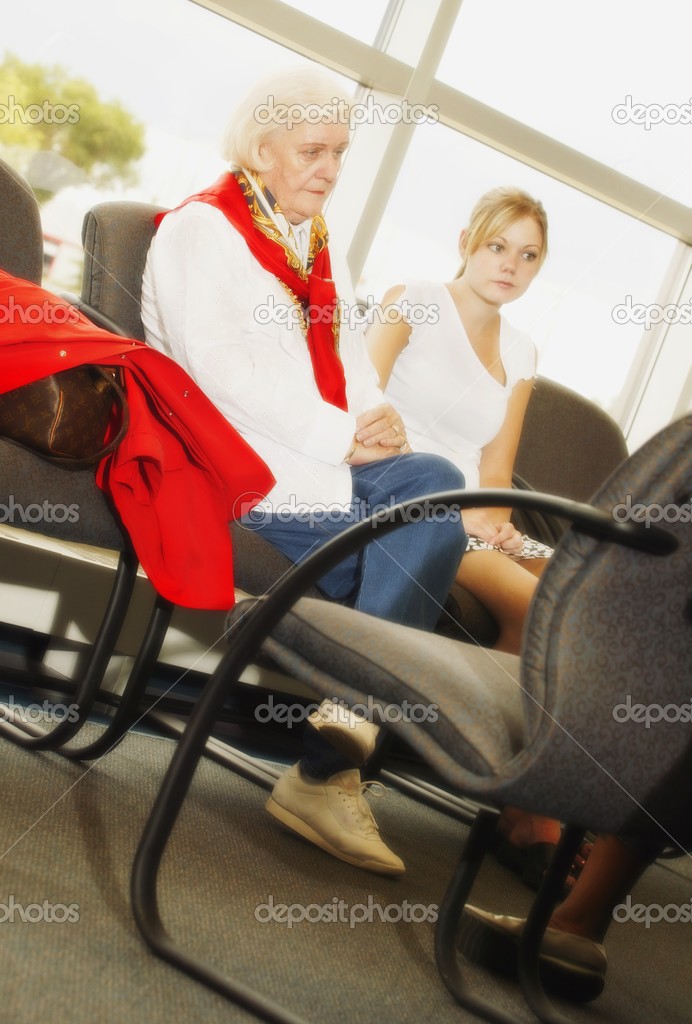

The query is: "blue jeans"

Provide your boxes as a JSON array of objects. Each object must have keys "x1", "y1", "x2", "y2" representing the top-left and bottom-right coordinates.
[
  {"x1": 242, "y1": 453, "x2": 466, "y2": 628},
  {"x1": 241, "y1": 452, "x2": 467, "y2": 776}
]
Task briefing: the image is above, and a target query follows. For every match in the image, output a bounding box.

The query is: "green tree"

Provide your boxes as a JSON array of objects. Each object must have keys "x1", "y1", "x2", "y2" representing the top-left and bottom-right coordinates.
[{"x1": 0, "y1": 52, "x2": 145, "y2": 201}]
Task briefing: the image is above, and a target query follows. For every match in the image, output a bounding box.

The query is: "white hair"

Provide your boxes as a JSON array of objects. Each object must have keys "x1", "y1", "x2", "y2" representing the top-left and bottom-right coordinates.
[{"x1": 221, "y1": 65, "x2": 354, "y2": 172}]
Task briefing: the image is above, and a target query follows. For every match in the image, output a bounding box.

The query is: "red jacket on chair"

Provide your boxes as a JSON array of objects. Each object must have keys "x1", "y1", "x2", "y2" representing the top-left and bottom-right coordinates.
[{"x1": 0, "y1": 270, "x2": 275, "y2": 609}]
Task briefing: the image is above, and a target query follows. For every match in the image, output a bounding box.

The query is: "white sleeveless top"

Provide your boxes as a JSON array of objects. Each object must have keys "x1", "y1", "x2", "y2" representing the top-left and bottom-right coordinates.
[{"x1": 382, "y1": 281, "x2": 536, "y2": 490}]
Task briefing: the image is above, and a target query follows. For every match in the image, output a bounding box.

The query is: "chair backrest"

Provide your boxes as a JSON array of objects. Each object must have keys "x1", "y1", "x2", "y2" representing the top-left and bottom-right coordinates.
[
  {"x1": 515, "y1": 414, "x2": 692, "y2": 846},
  {"x1": 0, "y1": 161, "x2": 126, "y2": 550},
  {"x1": 0, "y1": 159, "x2": 43, "y2": 284},
  {"x1": 81, "y1": 201, "x2": 165, "y2": 341},
  {"x1": 516, "y1": 375, "x2": 629, "y2": 504}
]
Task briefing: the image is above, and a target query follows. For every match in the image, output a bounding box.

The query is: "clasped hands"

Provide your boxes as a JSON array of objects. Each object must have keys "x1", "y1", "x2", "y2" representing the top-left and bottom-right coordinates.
[
  {"x1": 346, "y1": 403, "x2": 410, "y2": 465},
  {"x1": 462, "y1": 508, "x2": 524, "y2": 553}
]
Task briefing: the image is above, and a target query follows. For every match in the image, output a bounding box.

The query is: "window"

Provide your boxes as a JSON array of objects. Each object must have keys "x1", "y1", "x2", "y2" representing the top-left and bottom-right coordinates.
[
  {"x1": 3, "y1": 0, "x2": 689, "y2": 440},
  {"x1": 437, "y1": 0, "x2": 692, "y2": 205},
  {"x1": 279, "y1": 0, "x2": 387, "y2": 45}
]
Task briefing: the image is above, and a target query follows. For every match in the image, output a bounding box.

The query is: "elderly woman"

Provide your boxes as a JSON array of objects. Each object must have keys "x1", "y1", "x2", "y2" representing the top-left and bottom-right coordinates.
[{"x1": 141, "y1": 67, "x2": 466, "y2": 876}]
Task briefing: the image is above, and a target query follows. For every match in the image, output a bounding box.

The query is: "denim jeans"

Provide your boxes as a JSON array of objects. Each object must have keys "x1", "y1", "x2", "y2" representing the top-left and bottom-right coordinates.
[
  {"x1": 241, "y1": 452, "x2": 467, "y2": 777},
  {"x1": 242, "y1": 453, "x2": 466, "y2": 626}
]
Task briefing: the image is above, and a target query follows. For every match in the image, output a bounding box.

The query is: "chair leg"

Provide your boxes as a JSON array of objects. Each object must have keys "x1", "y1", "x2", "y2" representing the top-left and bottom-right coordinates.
[
  {"x1": 59, "y1": 594, "x2": 175, "y2": 760},
  {"x1": 517, "y1": 824, "x2": 586, "y2": 1024},
  {"x1": 131, "y1": 621, "x2": 313, "y2": 1024},
  {"x1": 435, "y1": 810, "x2": 586, "y2": 1024},
  {"x1": 435, "y1": 807, "x2": 526, "y2": 1024},
  {"x1": 0, "y1": 548, "x2": 139, "y2": 750}
]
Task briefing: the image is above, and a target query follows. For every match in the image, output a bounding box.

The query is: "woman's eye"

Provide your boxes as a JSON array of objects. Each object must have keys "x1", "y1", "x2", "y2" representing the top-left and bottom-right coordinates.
[
  {"x1": 522, "y1": 252, "x2": 537, "y2": 261},
  {"x1": 489, "y1": 243, "x2": 503, "y2": 253}
]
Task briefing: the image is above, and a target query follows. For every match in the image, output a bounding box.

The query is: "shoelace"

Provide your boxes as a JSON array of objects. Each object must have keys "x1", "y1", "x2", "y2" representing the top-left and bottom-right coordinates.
[{"x1": 338, "y1": 779, "x2": 387, "y2": 836}]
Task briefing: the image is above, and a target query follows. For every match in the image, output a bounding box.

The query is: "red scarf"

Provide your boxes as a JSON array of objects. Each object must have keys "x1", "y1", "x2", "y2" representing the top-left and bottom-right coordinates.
[{"x1": 157, "y1": 171, "x2": 348, "y2": 411}]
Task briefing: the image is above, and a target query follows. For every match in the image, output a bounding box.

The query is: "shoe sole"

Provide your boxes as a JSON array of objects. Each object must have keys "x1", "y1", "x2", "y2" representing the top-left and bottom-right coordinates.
[
  {"x1": 265, "y1": 796, "x2": 404, "y2": 876},
  {"x1": 458, "y1": 913, "x2": 605, "y2": 1003}
]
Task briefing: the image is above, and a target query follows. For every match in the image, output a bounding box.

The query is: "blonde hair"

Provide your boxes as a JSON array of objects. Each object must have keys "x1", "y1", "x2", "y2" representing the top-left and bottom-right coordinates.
[
  {"x1": 221, "y1": 66, "x2": 353, "y2": 173},
  {"x1": 456, "y1": 186, "x2": 548, "y2": 278}
]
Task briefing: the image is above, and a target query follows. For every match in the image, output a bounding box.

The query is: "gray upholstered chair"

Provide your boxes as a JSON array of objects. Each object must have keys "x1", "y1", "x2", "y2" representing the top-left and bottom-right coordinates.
[
  {"x1": 0, "y1": 158, "x2": 44, "y2": 285},
  {"x1": 129, "y1": 414, "x2": 690, "y2": 1024},
  {"x1": 0, "y1": 159, "x2": 172, "y2": 757}
]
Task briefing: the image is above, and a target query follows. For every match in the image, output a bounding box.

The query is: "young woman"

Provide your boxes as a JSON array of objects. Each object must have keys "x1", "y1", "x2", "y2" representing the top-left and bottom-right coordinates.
[
  {"x1": 367, "y1": 185, "x2": 551, "y2": 656},
  {"x1": 367, "y1": 187, "x2": 570, "y2": 886}
]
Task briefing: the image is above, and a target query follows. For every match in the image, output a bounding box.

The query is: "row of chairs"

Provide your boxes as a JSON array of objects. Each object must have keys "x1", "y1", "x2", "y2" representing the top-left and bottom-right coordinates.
[{"x1": 0, "y1": 156, "x2": 689, "y2": 1023}]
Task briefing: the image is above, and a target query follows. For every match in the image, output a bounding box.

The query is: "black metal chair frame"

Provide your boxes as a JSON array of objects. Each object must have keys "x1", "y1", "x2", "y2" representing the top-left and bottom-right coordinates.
[{"x1": 129, "y1": 487, "x2": 675, "y2": 1024}]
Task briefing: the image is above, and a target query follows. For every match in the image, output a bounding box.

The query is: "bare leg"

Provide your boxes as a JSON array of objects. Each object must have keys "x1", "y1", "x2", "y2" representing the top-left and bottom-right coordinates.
[
  {"x1": 496, "y1": 804, "x2": 561, "y2": 846},
  {"x1": 455, "y1": 548, "x2": 540, "y2": 655},
  {"x1": 549, "y1": 834, "x2": 654, "y2": 942},
  {"x1": 516, "y1": 556, "x2": 548, "y2": 580}
]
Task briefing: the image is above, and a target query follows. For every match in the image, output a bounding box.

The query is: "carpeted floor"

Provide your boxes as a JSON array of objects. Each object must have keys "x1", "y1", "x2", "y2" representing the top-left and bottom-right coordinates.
[{"x1": 0, "y1": 722, "x2": 690, "y2": 1024}]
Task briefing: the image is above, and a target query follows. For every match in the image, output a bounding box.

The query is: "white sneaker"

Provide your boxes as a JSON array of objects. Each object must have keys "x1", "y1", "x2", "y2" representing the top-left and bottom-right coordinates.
[
  {"x1": 266, "y1": 763, "x2": 405, "y2": 876},
  {"x1": 306, "y1": 699, "x2": 380, "y2": 765}
]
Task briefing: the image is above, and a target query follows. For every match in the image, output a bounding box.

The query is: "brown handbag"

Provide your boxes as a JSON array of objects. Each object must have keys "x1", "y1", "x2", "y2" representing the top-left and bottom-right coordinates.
[{"x1": 0, "y1": 364, "x2": 129, "y2": 469}]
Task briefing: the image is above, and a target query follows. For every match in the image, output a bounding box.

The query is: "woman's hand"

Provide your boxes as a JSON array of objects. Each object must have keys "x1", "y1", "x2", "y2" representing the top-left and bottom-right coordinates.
[
  {"x1": 353, "y1": 403, "x2": 410, "y2": 455},
  {"x1": 462, "y1": 509, "x2": 523, "y2": 553}
]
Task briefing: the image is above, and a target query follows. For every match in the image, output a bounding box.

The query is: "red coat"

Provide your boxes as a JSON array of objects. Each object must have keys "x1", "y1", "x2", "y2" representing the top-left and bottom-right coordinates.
[{"x1": 0, "y1": 270, "x2": 275, "y2": 609}]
